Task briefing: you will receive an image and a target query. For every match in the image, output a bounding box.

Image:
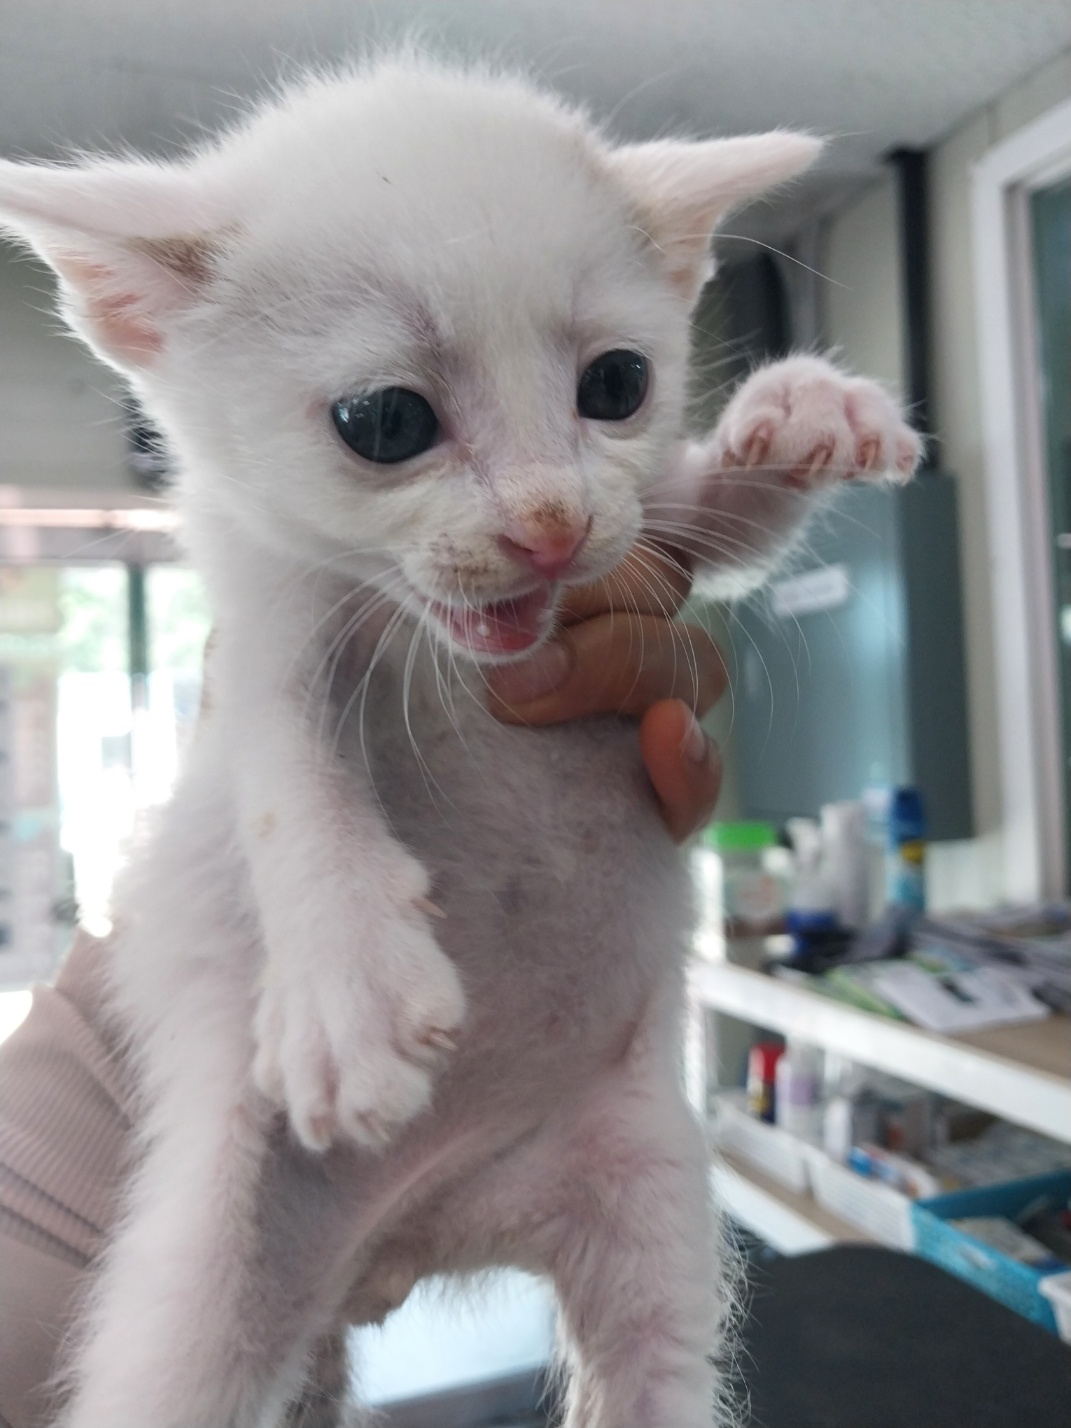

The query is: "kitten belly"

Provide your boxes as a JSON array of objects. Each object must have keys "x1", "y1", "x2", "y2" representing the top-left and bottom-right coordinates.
[{"x1": 337, "y1": 651, "x2": 694, "y2": 1086}]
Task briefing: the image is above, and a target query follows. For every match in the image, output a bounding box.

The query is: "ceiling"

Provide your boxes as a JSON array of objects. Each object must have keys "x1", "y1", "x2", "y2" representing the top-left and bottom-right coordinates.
[{"x1": 3, "y1": 1, "x2": 1070, "y2": 242}]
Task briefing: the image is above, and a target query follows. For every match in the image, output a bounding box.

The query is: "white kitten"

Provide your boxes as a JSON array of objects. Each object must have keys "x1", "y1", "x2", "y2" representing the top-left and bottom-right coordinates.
[{"x1": 0, "y1": 56, "x2": 920, "y2": 1428}]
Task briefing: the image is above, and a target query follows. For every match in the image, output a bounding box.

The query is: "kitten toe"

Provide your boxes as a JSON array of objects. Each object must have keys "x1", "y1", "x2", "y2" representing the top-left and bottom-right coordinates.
[
  {"x1": 843, "y1": 376, "x2": 924, "y2": 483},
  {"x1": 336, "y1": 1049, "x2": 434, "y2": 1147}
]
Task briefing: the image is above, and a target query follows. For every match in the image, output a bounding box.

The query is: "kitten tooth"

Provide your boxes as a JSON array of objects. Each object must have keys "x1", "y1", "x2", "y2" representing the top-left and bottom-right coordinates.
[
  {"x1": 413, "y1": 894, "x2": 447, "y2": 920},
  {"x1": 476, "y1": 620, "x2": 491, "y2": 637}
]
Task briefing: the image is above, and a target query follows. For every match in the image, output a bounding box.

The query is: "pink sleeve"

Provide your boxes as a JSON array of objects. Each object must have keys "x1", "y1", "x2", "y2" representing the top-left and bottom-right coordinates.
[{"x1": 0, "y1": 934, "x2": 134, "y2": 1428}]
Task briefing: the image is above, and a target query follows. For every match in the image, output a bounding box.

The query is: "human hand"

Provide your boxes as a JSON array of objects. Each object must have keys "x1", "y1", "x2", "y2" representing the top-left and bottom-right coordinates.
[{"x1": 485, "y1": 544, "x2": 726, "y2": 842}]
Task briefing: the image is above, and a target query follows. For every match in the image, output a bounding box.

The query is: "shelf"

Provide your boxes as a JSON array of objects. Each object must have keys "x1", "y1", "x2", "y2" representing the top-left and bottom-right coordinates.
[
  {"x1": 712, "y1": 1151, "x2": 873, "y2": 1255},
  {"x1": 689, "y1": 958, "x2": 1071, "y2": 1144}
]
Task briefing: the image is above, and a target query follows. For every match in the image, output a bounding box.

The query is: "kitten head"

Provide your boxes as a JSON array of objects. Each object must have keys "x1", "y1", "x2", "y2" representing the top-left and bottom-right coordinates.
[{"x1": 0, "y1": 57, "x2": 818, "y2": 659}]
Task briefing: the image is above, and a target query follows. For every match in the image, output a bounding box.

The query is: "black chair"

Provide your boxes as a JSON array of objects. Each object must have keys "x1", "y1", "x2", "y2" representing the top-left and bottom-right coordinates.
[{"x1": 737, "y1": 1244, "x2": 1071, "y2": 1427}]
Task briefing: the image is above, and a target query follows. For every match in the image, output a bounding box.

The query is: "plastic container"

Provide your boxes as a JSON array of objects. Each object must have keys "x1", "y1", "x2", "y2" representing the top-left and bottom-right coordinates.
[
  {"x1": 746, "y1": 1041, "x2": 783, "y2": 1123},
  {"x1": 1039, "y1": 1270, "x2": 1071, "y2": 1344},
  {"x1": 886, "y1": 786, "x2": 926, "y2": 910},
  {"x1": 806, "y1": 1147, "x2": 916, "y2": 1249},
  {"x1": 846, "y1": 1144, "x2": 941, "y2": 1199},
  {"x1": 711, "y1": 1090, "x2": 811, "y2": 1194},
  {"x1": 873, "y1": 1079, "x2": 933, "y2": 1159},
  {"x1": 911, "y1": 1171, "x2": 1071, "y2": 1331},
  {"x1": 785, "y1": 817, "x2": 835, "y2": 921},
  {"x1": 704, "y1": 822, "x2": 788, "y2": 937}
]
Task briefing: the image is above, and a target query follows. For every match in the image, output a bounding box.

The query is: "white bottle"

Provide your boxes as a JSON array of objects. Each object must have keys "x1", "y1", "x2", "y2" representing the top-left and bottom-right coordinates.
[
  {"x1": 774, "y1": 1042, "x2": 822, "y2": 1142},
  {"x1": 820, "y1": 800, "x2": 869, "y2": 931}
]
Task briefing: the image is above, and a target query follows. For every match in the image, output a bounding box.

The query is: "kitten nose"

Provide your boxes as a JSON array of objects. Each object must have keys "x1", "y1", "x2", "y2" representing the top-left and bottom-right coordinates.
[{"x1": 499, "y1": 518, "x2": 592, "y2": 579}]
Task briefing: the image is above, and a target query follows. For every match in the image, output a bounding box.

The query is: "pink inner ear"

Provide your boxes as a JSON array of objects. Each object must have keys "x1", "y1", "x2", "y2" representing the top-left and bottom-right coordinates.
[
  {"x1": 87, "y1": 287, "x2": 162, "y2": 357},
  {"x1": 54, "y1": 252, "x2": 162, "y2": 359}
]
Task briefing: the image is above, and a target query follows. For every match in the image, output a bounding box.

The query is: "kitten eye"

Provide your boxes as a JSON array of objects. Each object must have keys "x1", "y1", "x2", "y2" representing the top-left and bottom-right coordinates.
[
  {"x1": 577, "y1": 350, "x2": 649, "y2": 422},
  {"x1": 331, "y1": 388, "x2": 440, "y2": 464}
]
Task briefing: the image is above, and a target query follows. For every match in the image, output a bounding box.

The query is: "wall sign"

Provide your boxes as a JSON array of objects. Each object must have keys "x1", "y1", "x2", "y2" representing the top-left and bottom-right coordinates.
[{"x1": 770, "y1": 563, "x2": 852, "y2": 619}]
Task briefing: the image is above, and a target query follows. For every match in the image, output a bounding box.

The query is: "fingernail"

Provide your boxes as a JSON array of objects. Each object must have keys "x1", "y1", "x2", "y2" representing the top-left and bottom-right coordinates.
[
  {"x1": 681, "y1": 708, "x2": 708, "y2": 763},
  {"x1": 490, "y1": 641, "x2": 572, "y2": 704}
]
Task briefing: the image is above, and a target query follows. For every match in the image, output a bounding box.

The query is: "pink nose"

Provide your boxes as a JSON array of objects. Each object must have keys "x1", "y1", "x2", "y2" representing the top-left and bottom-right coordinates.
[{"x1": 499, "y1": 519, "x2": 591, "y2": 580}]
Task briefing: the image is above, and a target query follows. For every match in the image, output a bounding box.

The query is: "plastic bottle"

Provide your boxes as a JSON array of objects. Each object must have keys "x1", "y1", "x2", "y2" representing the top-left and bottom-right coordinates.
[
  {"x1": 886, "y1": 786, "x2": 926, "y2": 910},
  {"x1": 862, "y1": 784, "x2": 893, "y2": 921},
  {"x1": 774, "y1": 1042, "x2": 822, "y2": 1141},
  {"x1": 746, "y1": 1042, "x2": 783, "y2": 1123},
  {"x1": 820, "y1": 801, "x2": 869, "y2": 930},
  {"x1": 704, "y1": 822, "x2": 789, "y2": 938},
  {"x1": 784, "y1": 817, "x2": 839, "y2": 948}
]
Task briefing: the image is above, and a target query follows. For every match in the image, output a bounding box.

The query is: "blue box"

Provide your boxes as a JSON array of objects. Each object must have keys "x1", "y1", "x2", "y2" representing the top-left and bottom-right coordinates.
[{"x1": 912, "y1": 1171, "x2": 1071, "y2": 1332}]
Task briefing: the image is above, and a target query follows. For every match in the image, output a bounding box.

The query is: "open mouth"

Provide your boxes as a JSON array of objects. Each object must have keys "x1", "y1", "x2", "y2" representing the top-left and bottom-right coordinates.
[{"x1": 426, "y1": 586, "x2": 556, "y2": 656}]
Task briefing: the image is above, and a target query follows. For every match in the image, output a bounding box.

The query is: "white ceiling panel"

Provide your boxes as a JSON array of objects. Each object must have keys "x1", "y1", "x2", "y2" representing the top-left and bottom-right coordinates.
[{"x1": 2, "y1": 0, "x2": 1069, "y2": 238}]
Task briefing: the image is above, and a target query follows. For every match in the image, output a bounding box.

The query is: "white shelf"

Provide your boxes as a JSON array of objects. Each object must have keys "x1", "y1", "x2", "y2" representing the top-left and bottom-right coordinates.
[
  {"x1": 690, "y1": 959, "x2": 1071, "y2": 1144},
  {"x1": 711, "y1": 1152, "x2": 873, "y2": 1256}
]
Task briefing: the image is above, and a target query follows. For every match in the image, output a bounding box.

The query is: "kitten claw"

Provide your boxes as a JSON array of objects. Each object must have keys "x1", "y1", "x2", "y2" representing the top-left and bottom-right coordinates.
[
  {"x1": 896, "y1": 431, "x2": 925, "y2": 477},
  {"x1": 421, "y1": 1028, "x2": 458, "y2": 1052},
  {"x1": 413, "y1": 895, "x2": 447, "y2": 920},
  {"x1": 354, "y1": 1111, "x2": 394, "y2": 1147},
  {"x1": 743, "y1": 429, "x2": 770, "y2": 468},
  {"x1": 807, "y1": 444, "x2": 833, "y2": 479},
  {"x1": 303, "y1": 1111, "x2": 335, "y2": 1154},
  {"x1": 858, "y1": 436, "x2": 881, "y2": 472}
]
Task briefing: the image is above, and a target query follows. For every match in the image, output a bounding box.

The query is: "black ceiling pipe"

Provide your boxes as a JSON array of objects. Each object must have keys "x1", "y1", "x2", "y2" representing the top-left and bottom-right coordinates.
[{"x1": 887, "y1": 146, "x2": 937, "y2": 471}]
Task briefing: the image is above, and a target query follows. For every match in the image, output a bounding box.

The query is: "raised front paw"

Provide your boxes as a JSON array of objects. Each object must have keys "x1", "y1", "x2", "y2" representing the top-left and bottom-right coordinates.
[
  {"x1": 253, "y1": 878, "x2": 465, "y2": 1152},
  {"x1": 716, "y1": 355, "x2": 923, "y2": 489}
]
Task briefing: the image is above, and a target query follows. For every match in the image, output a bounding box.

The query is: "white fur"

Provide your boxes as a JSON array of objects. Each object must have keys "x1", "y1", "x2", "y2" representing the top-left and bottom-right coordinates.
[{"x1": 0, "y1": 56, "x2": 920, "y2": 1428}]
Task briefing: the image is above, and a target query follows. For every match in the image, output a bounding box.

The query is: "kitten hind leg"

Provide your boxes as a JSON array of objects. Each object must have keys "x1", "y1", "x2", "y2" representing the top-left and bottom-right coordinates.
[
  {"x1": 550, "y1": 1089, "x2": 730, "y2": 1428},
  {"x1": 440, "y1": 1065, "x2": 733, "y2": 1428},
  {"x1": 284, "y1": 1330, "x2": 353, "y2": 1428}
]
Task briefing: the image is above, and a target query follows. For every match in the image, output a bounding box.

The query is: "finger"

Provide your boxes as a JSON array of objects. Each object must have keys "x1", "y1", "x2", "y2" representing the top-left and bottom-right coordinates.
[
  {"x1": 639, "y1": 699, "x2": 723, "y2": 843},
  {"x1": 487, "y1": 616, "x2": 727, "y2": 724},
  {"x1": 558, "y1": 541, "x2": 692, "y2": 625}
]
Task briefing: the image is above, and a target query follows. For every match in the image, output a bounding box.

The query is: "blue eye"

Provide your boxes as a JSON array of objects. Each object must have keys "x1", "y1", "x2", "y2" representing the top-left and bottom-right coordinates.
[
  {"x1": 331, "y1": 389, "x2": 440, "y2": 464},
  {"x1": 577, "y1": 350, "x2": 649, "y2": 421}
]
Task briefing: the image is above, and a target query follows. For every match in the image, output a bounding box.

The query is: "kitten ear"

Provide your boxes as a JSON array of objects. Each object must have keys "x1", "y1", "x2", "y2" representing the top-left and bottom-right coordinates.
[
  {"x1": 0, "y1": 157, "x2": 230, "y2": 369},
  {"x1": 608, "y1": 133, "x2": 822, "y2": 302}
]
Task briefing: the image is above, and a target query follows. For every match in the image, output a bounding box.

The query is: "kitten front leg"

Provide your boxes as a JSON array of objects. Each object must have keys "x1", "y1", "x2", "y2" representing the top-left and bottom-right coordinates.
[
  {"x1": 246, "y1": 780, "x2": 462, "y2": 1152},
  {"x1": 647, "y1": 354, "x2": 923, "y2": 584},
  {"x1": 217, "y1": 577, "x2": 464, "y2": 1153}
]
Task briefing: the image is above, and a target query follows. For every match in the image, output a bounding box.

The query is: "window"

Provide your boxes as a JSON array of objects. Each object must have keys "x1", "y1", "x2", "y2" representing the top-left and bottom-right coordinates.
[{"x1": 0, "y1": 502, "x2": 209, "y2": 1033}]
